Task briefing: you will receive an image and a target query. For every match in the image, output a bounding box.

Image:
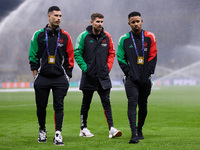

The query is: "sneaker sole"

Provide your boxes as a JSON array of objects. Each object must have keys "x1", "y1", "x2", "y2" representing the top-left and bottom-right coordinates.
[
  {"x1": 38, "y1": 139, "x2": 47, "y2": 143},
  {"x1": 79, "y1": 132, "x2": 94, "y2": 137},
  {"x1": 129, "y1": 140, "x2": 139, "y2": 144},
  {"x1": 80, "y1": 134, "x2": 94, "y2": 137},
  {"x1": 53, "y1": 143, "x2": 64, "y2": 146},
  {"x1": 113, "y1": 131, "x2": 122, "y2": 137},
  {"x1": 53, "y1": 138, "x2": 64, "y2": 146},
  {"x1": 38, "y1": 141, "x2": 47, "y2": 143},
  {"x1": 138, "y1": 136, "x2": 144, "y2": 140}
]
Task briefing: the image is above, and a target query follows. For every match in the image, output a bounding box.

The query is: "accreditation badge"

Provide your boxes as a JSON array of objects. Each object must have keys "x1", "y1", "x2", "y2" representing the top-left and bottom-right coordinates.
[
  {"x1": 137, "y1": 56, "x2": 144, "y2": 65},
  {"x1": 48, "y1": 55, "x2": 55, "y2": 64}
]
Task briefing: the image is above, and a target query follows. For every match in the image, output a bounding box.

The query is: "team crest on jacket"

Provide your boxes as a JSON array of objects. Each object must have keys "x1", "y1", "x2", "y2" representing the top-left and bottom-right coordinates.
[
  {"x1": 144, "y1": 42, "x2": 148, "y2": 51},
  {"x1": 59, "y1": 38, "x2": 64, "y2": 43},
  {"x1": 101, "y1": 39, "x2": 107, "y2": 47},
  {"x1": 144, "y1": 42, "x2": 148, "y2": 48},
  {"x1": 58, "y1": 38, "x2": 64, "y2": 47}
]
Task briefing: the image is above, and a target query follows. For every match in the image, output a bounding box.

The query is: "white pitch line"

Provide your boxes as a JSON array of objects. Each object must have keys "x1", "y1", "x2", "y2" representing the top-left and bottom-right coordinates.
[
  {"x1": 0, "y1": 87, "x2": 124, "y2": 92},
  {"x1": 0, "y1": 86, "x2": 159, "y2": 92},
  {"x1": 0, "y1": 102, "x2": 53, "y2": 108},
  {"x1": 0, "y1": 104, "x2": 35, "y2": 108}
]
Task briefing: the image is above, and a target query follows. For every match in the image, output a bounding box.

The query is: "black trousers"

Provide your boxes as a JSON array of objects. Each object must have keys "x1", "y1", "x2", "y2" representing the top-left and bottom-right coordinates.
[
  {"x1": 80, "y1": 87, "x2": 114, "y2": 130},
  {"x1": 34, "y1": 75, "x2": 69, "y2": 131},
  {"x1": 124, "y1": 77, "x2": 151, "y2": 136}
]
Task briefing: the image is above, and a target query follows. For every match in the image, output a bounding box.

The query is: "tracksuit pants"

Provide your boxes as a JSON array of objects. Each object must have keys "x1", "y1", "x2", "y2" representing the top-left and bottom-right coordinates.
[
  {"x1": 34, "y1": 75, "x2": 69, "y2": 131},
  {"x1": 124, "y1": 77, "x2": 152, "y2": 137},
  {"x1": 80, "y1": 88, "x2": 114, "y2": 130}
]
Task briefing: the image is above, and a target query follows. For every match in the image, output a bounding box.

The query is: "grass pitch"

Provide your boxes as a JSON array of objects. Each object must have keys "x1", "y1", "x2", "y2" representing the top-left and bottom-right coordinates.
[{"x1": 0, "y1": 86, "x2": 200, "y2": 150}]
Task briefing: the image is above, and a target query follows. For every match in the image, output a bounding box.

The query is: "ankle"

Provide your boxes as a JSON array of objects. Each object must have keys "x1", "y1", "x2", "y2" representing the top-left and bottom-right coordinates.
[{"x1": 55, "y1": 130, "x2": 61, "y2": 134}]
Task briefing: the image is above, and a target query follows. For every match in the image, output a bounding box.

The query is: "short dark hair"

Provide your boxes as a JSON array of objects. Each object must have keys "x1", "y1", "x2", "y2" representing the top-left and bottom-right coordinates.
[
  {"x1": 128, "y1": 11, "x2": 141, "y2": 19},
  {"x1": 48, "y1": 6, "x2": 61, "y2": 14},
  {"x1": 91, "y1": 13, "x2": 104, "y2": 21}
]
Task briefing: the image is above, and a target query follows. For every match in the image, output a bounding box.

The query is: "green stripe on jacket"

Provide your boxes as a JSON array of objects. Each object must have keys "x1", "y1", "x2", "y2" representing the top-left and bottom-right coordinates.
[
  {"x1": 117, "y1": 32, "x2": 130, "y2": 65},
  {"x1": 74, "y1": 31, "x2": 88, "y2": 73},
  {"x1": 29, "y1": 28, "x2": 44, "y2": 64}
]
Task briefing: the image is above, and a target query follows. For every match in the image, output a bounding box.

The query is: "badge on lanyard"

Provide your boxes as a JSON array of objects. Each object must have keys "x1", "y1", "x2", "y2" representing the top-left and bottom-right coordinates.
[
  {"x1": 48, "y1": 55, "x2": 56, "y2": 64},
  {"x1": 137, "y1": 56, "x2": 144, "y2": 65},
  {"x1": 131, "y1": 30, "x2": 145, "y2": 65},
  {"x1": 45, "y1": 29, "x2": 60, "y2": 65}
]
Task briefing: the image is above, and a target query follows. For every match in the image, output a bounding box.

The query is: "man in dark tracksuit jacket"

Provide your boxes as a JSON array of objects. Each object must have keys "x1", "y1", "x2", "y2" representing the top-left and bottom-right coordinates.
[
  {"x1": 74, "y1": 13, "x2": 122, "y2": 138},
  {"x1": 117, "y1": 12, "x2": 157, "y2": 144},
  {"x1": 28, "y1": 6, "x2": 74, "y2": 146}
]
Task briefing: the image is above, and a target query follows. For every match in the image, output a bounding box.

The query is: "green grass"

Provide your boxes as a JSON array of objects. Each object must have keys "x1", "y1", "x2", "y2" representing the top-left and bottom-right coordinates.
[{"x1": 0, "y1": 86, "x2": 200, "y2": 150}]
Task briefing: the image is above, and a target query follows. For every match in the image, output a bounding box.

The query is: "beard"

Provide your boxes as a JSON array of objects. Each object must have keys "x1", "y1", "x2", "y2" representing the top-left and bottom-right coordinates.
[
  {"x1": 133, "y1": 27, "x2": 140, "y2": 32},
  {"x1": 133, "y1": 27, "x2": 141, "y2": 34},
  {"x1": 94, "y1": 27, "x2": 101, "y2": 33}
]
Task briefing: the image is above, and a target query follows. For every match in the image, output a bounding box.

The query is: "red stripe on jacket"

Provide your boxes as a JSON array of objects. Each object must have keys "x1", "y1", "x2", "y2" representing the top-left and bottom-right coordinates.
[
  {"x1": 62, "y1": 29, "x2": 74, "y2": 69},
  {"x1": 104, "y1": 31, "x2": 115, "y2": 72},
  {"x1": 144, "y1": 31, "x2": 157, "y2": 62}
]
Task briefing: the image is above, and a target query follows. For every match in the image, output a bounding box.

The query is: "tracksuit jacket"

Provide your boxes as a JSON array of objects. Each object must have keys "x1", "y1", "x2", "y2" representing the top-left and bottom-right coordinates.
[
  {"x1": 117, "y1": 30, "x2": 157, "y2": 84},
  {"x1": 74, "y1": 25, "x2": 115, "y2": 90},
  {"x1": 29, "y1": 25, "x2": 74, "y2": 78}
]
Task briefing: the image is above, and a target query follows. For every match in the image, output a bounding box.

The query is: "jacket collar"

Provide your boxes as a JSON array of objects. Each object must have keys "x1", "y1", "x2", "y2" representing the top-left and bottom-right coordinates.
[
  {"x1": 86, "y1": 25, "x2": 105, "y2": 36},
  {"x1": 45, "y1": 24, "x2": 61, "y2": 34},
  {"x1": 130, "y1": 30, "x2": 144, "y2": 40}
]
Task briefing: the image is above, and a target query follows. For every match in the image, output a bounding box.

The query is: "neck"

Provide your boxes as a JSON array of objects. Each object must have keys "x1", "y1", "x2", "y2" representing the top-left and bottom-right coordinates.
[
  {"x1": 133, "y1": 31, "x2": 141, "y2": 35},
  {"x1": 132, "y1": 29, "x2": 142, "y2": 35},
  {"x1": 93, "y1": 31, "x2": 100, "y2": 35},
  {"x1": 48, "y1": 24, "x2": 57, "y2": 31}
]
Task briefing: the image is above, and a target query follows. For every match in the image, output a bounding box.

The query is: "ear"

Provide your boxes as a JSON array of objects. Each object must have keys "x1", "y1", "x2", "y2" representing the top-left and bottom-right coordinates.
[
  {"x1": 128, "y1": 21, "x2": 130, "y2": 25},
  {"x1": 141, "y1": 19, "x2": 143, "y2": 24},
  {"x1": 90, "y1": 20, "x2": 93, "y2": 25},
  {"x1": 48, "y1": 14, "x2": 51, "y2": 20}
]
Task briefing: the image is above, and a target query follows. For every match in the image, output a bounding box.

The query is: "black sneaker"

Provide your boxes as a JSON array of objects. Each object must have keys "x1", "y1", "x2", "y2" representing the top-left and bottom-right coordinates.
[
  {"x1": 138, "y1": 130, "x2": 144, "y2": 140},
  {"x1": 129, "y1": 136, "x2": 139, "y2": 144},
  {"x1": 38, "y1": 129, "x2": 47, "y2": 143},
  {"x1": 53, "y1": 131, "x2": 64, "y2": 146}
]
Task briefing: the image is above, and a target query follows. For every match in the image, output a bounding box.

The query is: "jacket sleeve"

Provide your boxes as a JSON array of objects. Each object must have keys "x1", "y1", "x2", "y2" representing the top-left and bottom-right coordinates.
[
  {"x1": 105, "y1": 32, "x2": 115, "y2": 72},
  {"x1": 74, "y1": 31, "x2": 87, "y2": 73},
  {"x1": 28, "y1": 30, "x2": 41, "y2": 71},
  {"x1": 147, "y1": 32, "x2": 157, "y2": 74},
  {"x1": 64, "y1": 30, "x2": 74, "y2": 78},
  {"x1": 117, "y1": 34, "x2": 130, "y2": 76}
]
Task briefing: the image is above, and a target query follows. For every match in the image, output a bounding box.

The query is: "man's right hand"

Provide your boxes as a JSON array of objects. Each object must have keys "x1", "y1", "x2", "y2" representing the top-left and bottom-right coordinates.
[{"x1": 32, "y1": 70, "x2": 38, "y2": 78}]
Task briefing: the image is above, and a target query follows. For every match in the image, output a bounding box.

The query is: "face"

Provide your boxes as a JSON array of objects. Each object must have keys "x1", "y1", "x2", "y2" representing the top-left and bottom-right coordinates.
[
  {"x1": 48, "y1": 10, "x2": 62, "y2": 28},
  {"x1": 128, "y1": 16, "x2": 143, "y2": 34},
  {"x1": 90, "y1": 17, "x2": 103, "y2": 35}
]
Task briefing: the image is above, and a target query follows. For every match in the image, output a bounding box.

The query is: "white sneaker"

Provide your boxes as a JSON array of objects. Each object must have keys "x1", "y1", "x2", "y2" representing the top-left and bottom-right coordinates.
[
  {"x1": 109, "y1": 127, "x2": 122, "y2": 138},
  {"x1": 79, "y1": 128, "x2": 94, "y2": 137},
  {"x1": 53, "y1": 131, "x2": 64, "y2": 146},
  {"x1": 38, "y1": 129, "x2": 47, "y2": 142}
]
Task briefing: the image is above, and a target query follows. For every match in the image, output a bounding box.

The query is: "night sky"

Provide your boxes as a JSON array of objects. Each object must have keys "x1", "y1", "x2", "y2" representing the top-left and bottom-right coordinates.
[{"x1": 0, "y1": 0, "x2": 24, "y2": 21}]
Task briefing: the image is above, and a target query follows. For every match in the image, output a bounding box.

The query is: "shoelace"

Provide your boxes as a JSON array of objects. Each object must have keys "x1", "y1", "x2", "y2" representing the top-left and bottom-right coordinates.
[
  {"x1": 83, "y1": 129, "x2": 90, "y2": 134},
  {"x1": 55, "y1": 134, "x2": 63, "y2": 142},
  {"x1": 39, "y1": 131, "x2": 46, "y2": 139}
]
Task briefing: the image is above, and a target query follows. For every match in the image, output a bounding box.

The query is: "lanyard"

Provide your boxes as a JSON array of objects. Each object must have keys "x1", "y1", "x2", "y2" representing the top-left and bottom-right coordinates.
[
  {"x1": 130, "y1": 30, "x2": 144, "y2": 57},
  {"x1": 45, "y1": 30, "x2": 60, "y2": 55}
]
